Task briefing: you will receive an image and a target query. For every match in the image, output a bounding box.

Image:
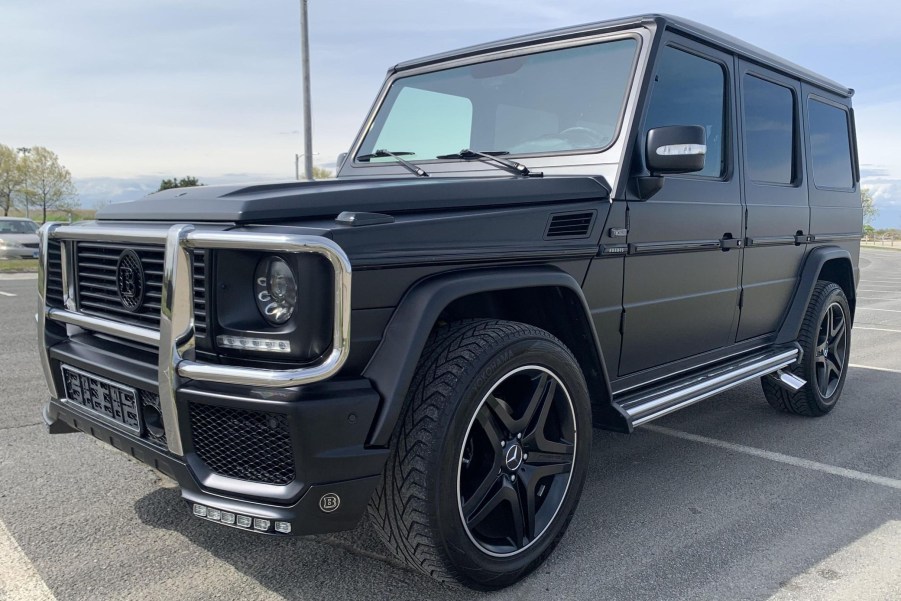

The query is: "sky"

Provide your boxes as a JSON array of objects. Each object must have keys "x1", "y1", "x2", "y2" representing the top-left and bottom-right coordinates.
[{"x1": 2, "y1": 0, "x2": 900, "y2": 227}]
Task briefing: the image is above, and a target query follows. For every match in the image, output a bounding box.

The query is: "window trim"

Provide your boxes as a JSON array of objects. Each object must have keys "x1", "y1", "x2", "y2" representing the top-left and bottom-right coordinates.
[
  {"x1": 806, "y1": 94, "x2": 856, "y2": 192},
  {"x1": 740, "y1": 71, "x2": 801, "y2": 188}
]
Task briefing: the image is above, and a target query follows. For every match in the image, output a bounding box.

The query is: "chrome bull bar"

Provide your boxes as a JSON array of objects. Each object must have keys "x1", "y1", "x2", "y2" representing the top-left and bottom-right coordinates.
[{"x1": 37, "y1": 223, "x2": 352, "y2": 457}]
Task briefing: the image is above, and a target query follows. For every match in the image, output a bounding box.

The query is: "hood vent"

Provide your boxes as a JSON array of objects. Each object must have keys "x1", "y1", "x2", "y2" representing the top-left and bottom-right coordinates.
[{"x1": 545, "y1": 211, "x2": 597, "y2": 239}]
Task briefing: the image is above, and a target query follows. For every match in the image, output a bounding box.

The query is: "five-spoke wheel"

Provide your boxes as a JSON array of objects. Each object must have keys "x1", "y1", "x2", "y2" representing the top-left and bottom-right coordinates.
[
  {"x1": 370, "y1": 319, "x2": 591, "y2": 589},
  {"x1": 458, "y1": 366, "x2": 576, "y2": 556},
  {"x1": 762, "y1": 280, "x2": 852, "y2": 416},
  {"x1": 814, "y1": 301, "x2": 847, "y2": 399}
]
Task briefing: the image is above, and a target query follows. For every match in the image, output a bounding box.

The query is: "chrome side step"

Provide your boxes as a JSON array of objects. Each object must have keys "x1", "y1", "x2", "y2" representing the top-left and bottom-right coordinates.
[
  {"x1": 617, "y1": 348, "x2": 800, "y2": 427},
  {"x1": 766, "y1": 369, "x2": 806, "y2": 392}
]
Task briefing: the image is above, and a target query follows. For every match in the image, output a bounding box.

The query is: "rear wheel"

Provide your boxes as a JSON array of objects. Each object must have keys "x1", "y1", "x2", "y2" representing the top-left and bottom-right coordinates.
[
  {"x1": 369, "y1": 319, "x2": 592, "y2": 589},
  {"x1": 762, "y1": 281, "x2": 851, "y2": 416}
]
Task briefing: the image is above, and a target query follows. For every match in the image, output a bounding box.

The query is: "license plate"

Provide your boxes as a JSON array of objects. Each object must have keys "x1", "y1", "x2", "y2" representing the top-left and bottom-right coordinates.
[
  {"x1": 32, "y1": 250, "x2": 39, "y2": 258},
  {"x1": 61, "y1": 365, "x2": 141, "y2": 434}
]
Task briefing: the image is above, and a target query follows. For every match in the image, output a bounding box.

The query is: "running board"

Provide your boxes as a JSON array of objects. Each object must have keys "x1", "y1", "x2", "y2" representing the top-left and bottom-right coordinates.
[{"x1": 617, "y1": 348, "x2": 800, "y2": 427}]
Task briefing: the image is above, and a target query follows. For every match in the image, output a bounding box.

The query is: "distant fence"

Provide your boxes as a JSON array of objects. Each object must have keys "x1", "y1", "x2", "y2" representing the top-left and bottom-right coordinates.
[{"x1": 862, "y1": 236, "x2": 897, "y2": 248}]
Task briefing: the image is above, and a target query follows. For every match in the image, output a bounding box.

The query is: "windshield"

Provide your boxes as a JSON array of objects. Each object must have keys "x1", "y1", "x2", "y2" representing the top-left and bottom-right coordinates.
[
  {"x1": 357, "y1": 37, "x2": 638, "y2": 163},
  {"x1": 0, "y1": 220, "x2": 38, "y2": 234}
]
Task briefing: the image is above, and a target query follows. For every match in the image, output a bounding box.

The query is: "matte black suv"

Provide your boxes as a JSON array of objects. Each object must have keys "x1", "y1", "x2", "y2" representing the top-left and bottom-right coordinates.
[{"x1": 37, "y1": 15, "x2": 861, "y2": 589}]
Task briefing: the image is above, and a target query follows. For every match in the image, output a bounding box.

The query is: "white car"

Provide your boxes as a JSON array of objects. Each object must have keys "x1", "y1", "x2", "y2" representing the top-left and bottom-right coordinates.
[{"x1": 0, "y1": 218, "x2": 40, "y2": 259}]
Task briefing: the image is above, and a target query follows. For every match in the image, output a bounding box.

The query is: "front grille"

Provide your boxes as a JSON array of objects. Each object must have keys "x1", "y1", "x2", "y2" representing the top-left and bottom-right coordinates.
[
  {"x1": 76, "y1": 242, "x2": 163, "y2": 328},
  {"x1": 188, "y1": 403, "x2": 295, "y2": 485},
  {"x1": 193, "y1": 250, "x2": 207, "y2": 337},
  {"x1": 23, "y1": 242, "x2": 39, "y2": 249},
  {"x1": 46, "y1": 240, "x2": 64, "y2": 308},
  {"x1": 72, "y1": 243, "x2": 207, "y2": 336}
]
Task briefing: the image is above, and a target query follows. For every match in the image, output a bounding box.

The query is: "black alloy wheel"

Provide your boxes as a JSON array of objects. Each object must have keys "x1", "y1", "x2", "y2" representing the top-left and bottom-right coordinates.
[
  {"x1": 457, "y1": 365, "x2": 577, "y2": 557},
  {"x1": 814, "y1": 301, "x2": 848, "y2": 399},
  {"x1": 369, "y1": 319, "x2": 592, "y2": 589},
  {"x1": 762, "y1": 280, "x2": 852, "y2": 416}
]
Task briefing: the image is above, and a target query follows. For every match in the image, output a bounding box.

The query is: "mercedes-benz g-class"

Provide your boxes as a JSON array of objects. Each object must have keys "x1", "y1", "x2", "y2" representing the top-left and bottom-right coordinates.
[{"x1": 37, "y1": 14, "x2": 861, "y2": 589}]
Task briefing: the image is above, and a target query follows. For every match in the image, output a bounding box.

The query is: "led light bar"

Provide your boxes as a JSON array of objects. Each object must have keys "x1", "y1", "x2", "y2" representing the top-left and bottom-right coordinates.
[
  {"x1": 216, "y1": 335, "x2": 292, "y2": 353},
  {"x1": 191, "y1": 503, "x2": 292, "y2": 535}
]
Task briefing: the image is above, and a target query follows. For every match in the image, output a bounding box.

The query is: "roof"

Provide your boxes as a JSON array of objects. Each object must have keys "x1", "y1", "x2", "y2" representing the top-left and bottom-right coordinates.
[
  {"x1": 393, "y1": 14, "x2": 852, "y2": 97},
  {"x1": 0, "y1": 217, "x2": 35, "y2": 221}
]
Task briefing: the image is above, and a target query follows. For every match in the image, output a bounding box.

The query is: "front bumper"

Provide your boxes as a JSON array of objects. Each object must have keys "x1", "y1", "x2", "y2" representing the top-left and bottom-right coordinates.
[
  {"x1": 43, "y1": 336, "x2": 389, "y2": 535},
  {"x1": 36, "y1": 222, "x2": 387, "y2": 536}
]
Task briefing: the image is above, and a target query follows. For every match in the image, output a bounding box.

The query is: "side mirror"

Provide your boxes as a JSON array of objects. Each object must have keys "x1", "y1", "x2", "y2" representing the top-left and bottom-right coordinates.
[
  {"x1": 646, "y1": 125, "x2": 707, "y2": 175},
  {"x1": 336, "y1": 152, "x2": 348, "y2": 169}
]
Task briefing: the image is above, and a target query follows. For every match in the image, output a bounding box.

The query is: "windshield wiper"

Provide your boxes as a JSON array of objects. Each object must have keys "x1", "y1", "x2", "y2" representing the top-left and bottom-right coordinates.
[
  {"x1": 435, "y1": 149, "x2": 542, "y2": 177},
  {"x1": 356, "y1": 149, "x2": 429, "y2": 177}
]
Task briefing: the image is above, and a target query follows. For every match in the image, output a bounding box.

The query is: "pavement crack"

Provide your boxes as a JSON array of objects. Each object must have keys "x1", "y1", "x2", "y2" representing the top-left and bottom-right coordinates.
[{"x1": 0, "y1": 422, "x2": 43, "y2": 432}]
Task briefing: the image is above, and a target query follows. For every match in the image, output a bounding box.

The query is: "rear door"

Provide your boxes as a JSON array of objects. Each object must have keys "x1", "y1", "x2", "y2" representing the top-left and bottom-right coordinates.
[
  {"x1": 736, "y1": 62, "x2": 809, "y2": 341},
  {"x1": 619, "y1": 39, "x2": 743, "y2": 375}
]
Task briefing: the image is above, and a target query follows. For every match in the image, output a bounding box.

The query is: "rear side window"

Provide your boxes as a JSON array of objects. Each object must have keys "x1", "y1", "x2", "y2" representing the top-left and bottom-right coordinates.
[
  {"x1": 808, "y1": 99, "x2": 854, "y2": 189},
  {"x1": 645, "y1": 46, "x2": 727, "y2": 178},
  {"x1": 743, "y1": 75, "x2": 795, "y2": 184}
]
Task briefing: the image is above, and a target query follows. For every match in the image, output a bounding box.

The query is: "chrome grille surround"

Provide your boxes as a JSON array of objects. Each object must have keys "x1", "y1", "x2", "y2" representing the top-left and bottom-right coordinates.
[{"x1": 37, "y1": 222, "x2": 353, "y2": 458}]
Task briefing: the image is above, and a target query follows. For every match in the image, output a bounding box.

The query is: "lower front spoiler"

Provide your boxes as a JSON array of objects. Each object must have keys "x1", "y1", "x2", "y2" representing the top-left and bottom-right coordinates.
[{"x1": 43, "y1": 399, "x2": 381, "y2": 536}]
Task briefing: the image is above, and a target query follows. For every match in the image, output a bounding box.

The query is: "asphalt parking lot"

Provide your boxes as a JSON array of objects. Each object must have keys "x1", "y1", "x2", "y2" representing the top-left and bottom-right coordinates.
[{"x1": 1, "y1": 248, "x2": 899, "y2": 601}]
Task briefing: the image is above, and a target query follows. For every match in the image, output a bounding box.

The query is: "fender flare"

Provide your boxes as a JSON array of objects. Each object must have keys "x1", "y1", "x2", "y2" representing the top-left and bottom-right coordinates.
[
  {"x1": 775, "y1": 246, "x2": 855, "y2": 345},
  {"x1": 362, "y1": 266, "x2": 626, "y2": 446}
]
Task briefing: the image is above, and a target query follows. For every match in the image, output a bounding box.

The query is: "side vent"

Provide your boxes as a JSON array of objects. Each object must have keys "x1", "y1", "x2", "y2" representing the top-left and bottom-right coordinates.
[{"x1": 545, "y1": 211, "x2": 597, "y2": 240}]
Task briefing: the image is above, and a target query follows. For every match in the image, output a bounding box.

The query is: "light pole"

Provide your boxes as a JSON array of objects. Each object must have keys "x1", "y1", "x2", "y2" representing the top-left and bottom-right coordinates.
[
  {"x1": 16, "y1": 147, "x2": 31, "y2": 218},
  {"x1": 299, "y1": 0, "x2": 314, "y2": 180}
]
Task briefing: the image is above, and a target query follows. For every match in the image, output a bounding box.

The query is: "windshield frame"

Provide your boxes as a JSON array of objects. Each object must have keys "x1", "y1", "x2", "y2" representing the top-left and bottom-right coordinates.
[{"x1": 349, "y1": 31, "x2": 644, "y2": 169}]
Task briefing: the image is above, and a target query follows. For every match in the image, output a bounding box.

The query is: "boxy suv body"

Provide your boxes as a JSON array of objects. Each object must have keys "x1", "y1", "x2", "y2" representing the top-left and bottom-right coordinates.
[{"x1": 37, "y1": 15, "x2": 861, "y2": 589}]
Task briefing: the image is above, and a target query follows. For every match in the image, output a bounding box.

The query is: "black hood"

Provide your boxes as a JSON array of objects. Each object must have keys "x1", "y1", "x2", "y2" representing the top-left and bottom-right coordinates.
[{"x1": 97, "y1": 176, "x2": 611, "y2": 223}]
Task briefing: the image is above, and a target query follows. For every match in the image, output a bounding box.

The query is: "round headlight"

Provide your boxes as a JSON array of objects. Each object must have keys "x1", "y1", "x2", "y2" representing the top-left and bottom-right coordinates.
[{"x1": 254, "y1": 256, "x2": 297, "y2": 325}]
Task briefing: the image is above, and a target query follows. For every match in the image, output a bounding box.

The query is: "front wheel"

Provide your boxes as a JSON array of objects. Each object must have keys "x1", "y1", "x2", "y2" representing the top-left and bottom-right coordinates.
[
  {"x1": 369, "y1": 319, "x2": 592, "y2": 589},
  {"x1": 762, "y1": 281, "x2": 852, "y2": 416}
]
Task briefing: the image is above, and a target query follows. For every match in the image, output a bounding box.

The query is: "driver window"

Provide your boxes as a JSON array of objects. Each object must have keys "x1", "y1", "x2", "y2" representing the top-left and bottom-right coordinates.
[{"x1": 645, "y1": 46, "x2": 727, "y2": 178}]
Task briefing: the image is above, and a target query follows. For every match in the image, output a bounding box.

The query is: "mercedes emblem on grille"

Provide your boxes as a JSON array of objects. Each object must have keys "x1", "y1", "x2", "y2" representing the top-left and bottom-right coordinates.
[{"x1": 116, "y1": 249, "x2": 145, "y2": 312}]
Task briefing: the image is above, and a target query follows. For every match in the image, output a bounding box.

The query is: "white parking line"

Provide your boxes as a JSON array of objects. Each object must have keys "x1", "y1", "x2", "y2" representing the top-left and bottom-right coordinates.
[
  {"x1": 644, "y1": 425, "x2": 901, "y2": 491},
  {"x1": 0, "y1": 519, "x2": 56, "y2": 600},
  {"x1": 849, "y1": 364, "x2": 901, "y2": 374},
  {"x1": 857, "y1": 297, "x2": 901, "y2": 301},
  {"x1": 0, "y1": 291, "x2": 17, "y2": 297},
  {"x1": 854, "y1": 326, "x2": 901, "y2": 334},
  {"x1": 857, "y1": 307, "x2": 901, "y2": 313}
]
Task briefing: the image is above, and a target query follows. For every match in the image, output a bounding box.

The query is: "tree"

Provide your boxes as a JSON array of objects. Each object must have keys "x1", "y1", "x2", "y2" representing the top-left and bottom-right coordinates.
[
  {"x1": 312, "y1": 166, "x2": 333, "y2": 179},
  {"x1": 0, "y1": 144, "x2": 25, "y2": 216},
  {"x1": 862, "y1": 188, "x2": 878, "y2": 226},
  {"x1": 23, "y1": 147, "x2": 77, "y2": 222},
  {"x1": 159, "y1": 176, "x2": 203, "y2": 191}
]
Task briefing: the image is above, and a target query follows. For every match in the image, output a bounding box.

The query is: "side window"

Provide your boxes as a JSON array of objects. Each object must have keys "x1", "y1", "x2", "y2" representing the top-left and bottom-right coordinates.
[
  {"x1": 645, "y1": 46, "x2": 727, "y2": 178},
  {"x1": 743, "y1": 75, "x2": 795, "y2": 184},
  {"x1": 808, "y1": 99, "x2": 854, "y2": 189}
]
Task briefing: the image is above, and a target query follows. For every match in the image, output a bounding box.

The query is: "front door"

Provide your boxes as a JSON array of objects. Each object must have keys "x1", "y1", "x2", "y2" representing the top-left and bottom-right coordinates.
[{"x1": 619, "y1": 39, "x2": 743, "y2": 376}]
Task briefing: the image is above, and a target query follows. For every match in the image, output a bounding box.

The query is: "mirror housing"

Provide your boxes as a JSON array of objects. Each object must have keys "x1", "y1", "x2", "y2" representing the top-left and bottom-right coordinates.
[
  {"x1": 646, "y1": 125, "x2": 707, "y2": 175},
  {"x1": 336, "y1": 152, "x2": 348, "y2": 170}
]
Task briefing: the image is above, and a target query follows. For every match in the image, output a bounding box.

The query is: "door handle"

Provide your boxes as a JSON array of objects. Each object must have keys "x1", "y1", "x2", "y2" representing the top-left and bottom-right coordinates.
[{"x1": 720, "y1": 234, "x2": 743, "y2": 251}]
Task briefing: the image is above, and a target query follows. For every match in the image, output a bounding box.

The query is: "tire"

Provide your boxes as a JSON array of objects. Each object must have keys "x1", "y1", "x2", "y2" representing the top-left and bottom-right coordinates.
[
  {"x1": 368, "y1": 319, "x2": 592, "y2": 589},
  {"x1": 762, "y1": 281, "x2": 851, "y2": 416}
]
